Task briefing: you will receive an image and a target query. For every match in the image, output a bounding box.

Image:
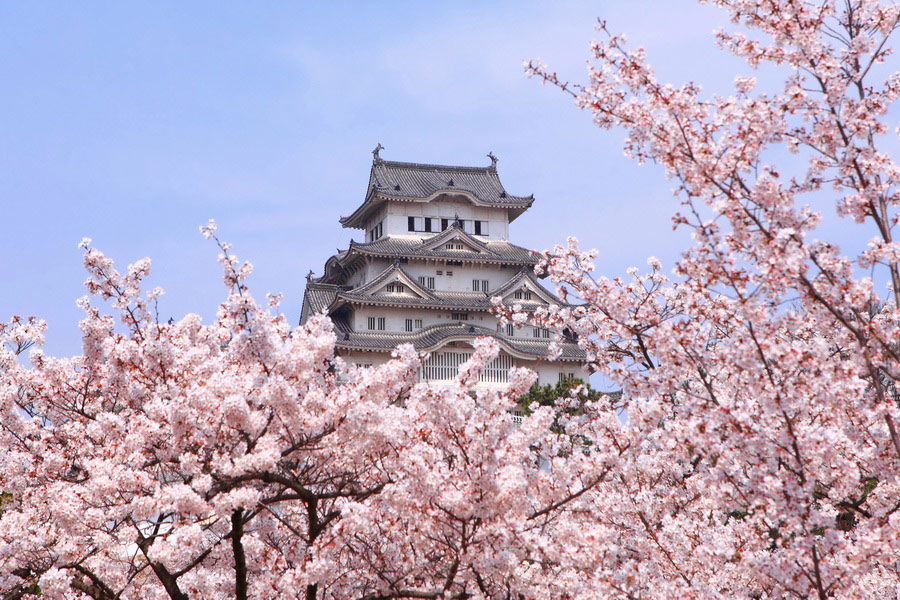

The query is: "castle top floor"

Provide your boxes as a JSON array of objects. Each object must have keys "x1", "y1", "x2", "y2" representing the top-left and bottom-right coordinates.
[{"x1": 340, "y1": 146, "x2": 534, "y2": 242}]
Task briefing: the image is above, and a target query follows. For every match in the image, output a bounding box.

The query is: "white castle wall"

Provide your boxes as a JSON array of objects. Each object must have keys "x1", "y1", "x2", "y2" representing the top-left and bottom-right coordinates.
[
  {"x1": 363, "y1": 259, "x2": 525, "y2": 294},
  {"x1": 365, "y1": 201, "x2": 510, "y2": 241},
  {"x1": 342, "y1": 349, "x2": 582, "y2": 389}
]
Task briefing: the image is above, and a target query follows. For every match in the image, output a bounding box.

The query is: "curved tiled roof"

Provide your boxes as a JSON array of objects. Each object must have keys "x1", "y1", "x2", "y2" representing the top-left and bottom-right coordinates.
[
  {"x1": 349, "y1": 262, "x2": 438, "y2": 299},
  {"x1": 337, "y1": 289, "x2": 493, "y2": 311},
  {"x1": 347, "y1": 236, "x2": 538, "y2": 265},
  {"x1": 301, "y1": 283, "x2": 341, "y2": 320},
  {"x1": 340, "y1": 153, "x2": 534, "y2": 228},
  {"x1": 369, "y1": 159, "x2": 532, "y2": 206},
  {"x1": 331, "y1": 266, "x2": 573, "y2": 312},
  {"x1": 334, "y1": 322, "x2": 585, "y2": 362}
]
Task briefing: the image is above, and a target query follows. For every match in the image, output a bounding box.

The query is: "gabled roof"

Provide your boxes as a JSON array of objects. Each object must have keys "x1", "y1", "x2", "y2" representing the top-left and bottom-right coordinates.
[
  {"x1": 300, "y1": 282, "x2": 341, "y2": 323},
  {"x1": 350, "y1": 262, "x2": 437, "y2": 300},
  {"x1": 340, "y1": 150, "x2": 534, "y2": 229},
  {"x1": 490, "y1": 269, "x2": 563, "y2": 306},
  {"x1": 334, "y1": 290, "x2": 492, "y2": 312},
  {"x1": 333, "y1": 322, "x2": 586, "y2": 362},
  {"x1": 341, "y1": 235, "x2": 538, "y2": 268},
  {"x1": 319, "y1": 266, "x2": 574, "y2": 318},
  {"x1": 419, "y1": 223, "x2": 492, "y2": 254}
]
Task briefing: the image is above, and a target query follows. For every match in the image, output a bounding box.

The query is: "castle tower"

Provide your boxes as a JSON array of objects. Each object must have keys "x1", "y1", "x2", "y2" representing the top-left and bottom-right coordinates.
[{"x1": 300, "y1": 147, "x2": 586, "y2": 387}]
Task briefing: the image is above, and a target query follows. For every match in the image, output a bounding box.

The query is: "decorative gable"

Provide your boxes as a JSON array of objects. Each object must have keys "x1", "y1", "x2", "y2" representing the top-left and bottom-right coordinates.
[
  {"x1": 490, "y1": 270, "x2": 562, "y2": 307},
  {"x1": 348, "y1": 263, "x2": 438, "y2": 302},
  {"x1": 370, "y1": 270, "x2": 434, "y2": 300},
  {"x1": 420, "y1": 226, "x2": 493, "y2": 255}
]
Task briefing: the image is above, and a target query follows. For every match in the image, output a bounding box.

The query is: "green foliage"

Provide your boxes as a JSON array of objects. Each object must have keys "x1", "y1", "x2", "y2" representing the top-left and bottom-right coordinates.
[{"x1": 517, "y1": 378, "x2": 614, "y2": 415}]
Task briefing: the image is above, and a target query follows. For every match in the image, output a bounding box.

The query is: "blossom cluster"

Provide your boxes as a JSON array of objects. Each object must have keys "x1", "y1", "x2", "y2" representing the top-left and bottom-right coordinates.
[{"x1": 526, "y1": 0, "x2": 900, "y2": 597}]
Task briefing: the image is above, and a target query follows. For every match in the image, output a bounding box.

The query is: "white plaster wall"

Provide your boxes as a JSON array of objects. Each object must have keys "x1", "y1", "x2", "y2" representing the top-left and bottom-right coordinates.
[
  {"x1": 530, "y1": 361, "x2": 585, "y2": 386},
  {"x1": 352, "y1": 305, "x2": 497, "y2": 333},
  {"x1": 349, "y1": 305, "x2": 567, "y2": 343},
  {"x1": 364, "y1": 258, "x2": 523, "y2": 294},
  {"x1": 340, "y1": 350, "x2": 583, "y2": 390},
  {"x1": 381, "y1": 201, "x2": 510, "y2": 241}
]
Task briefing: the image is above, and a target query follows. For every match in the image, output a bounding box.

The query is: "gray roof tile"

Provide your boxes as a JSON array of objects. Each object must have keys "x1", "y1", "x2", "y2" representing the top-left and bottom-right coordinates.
[
  {"x1": 369, "y1": 159, "x2": 532, "y2": 206},
  {"x1": 334, "y1": 323, "x2": 585, "y2": 362},
  {"x1": 340, "y1": 154, "x2": 534, "y2": 228},
  {"x1": 348, "y1": 235, "x2": 538, "y2": 265}
]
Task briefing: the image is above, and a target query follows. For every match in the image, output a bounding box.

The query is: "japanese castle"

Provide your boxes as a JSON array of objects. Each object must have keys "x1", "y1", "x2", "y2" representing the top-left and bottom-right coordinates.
[{"x1": 300, "y1": 147, "x2": 586, "y2": 387}]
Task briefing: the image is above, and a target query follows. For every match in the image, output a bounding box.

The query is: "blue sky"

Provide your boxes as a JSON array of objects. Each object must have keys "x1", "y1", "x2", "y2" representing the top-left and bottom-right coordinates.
[{"x1": 0, "y1": 1, "x2": 791, "y2": 356}]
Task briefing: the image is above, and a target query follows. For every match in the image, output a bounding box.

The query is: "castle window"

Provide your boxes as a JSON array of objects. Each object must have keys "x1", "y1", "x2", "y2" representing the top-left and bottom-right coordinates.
[
  {"x1": 418, "y1": 276, "x2": 435, "y2": 289},
  {"x1": 424, "y1": 218, "x2": 432, "y2": 233},
  {"x1": 533, "y1": 327, "x2": 550, "y2": 338},
  {"x1": 513, "y1": 289, "x2": 532, "y2": 301},
  {"x1": 367, "y1": 220, "x2": 383, "y2": 241},
  {"x1": 386, "y1": 283, "x2": 405, "y2": 293},
  {"x1": 447, "y1": 260, "x2": 463, "y2": 266},
  {"x1": 451, "y1": 312, "x2": 468, "y2": 321},
  {"x1": 559, "y1": 372, "x2": 575, "y2": 383},
  {"x1": 415, "y1": 319, "x2": 422, "y2": 329},
  {"x1": 368, "y1": 317, "x2": 386, "y2": 331},
  {"x1": 405, "y1": 318, "x2": 413, "y2": 332},
  {"x1": 441, "y1": 218, "x2": 449, "y2": 231},
  {"x1": 505, "y1": 323, "x2": 514, "y2": 336},
  {"x1": 446, "y1": 270, "x2": 453, "y2": 277},
  {"x1": 474, "y1": 220, "x2": 488, "y2": 235},
  {"x1": 472, "y1": 279, "x2": 480, "y2": 292},
  {"x1": 408, "y1": 217, "x2": 415, "y2": 231}
]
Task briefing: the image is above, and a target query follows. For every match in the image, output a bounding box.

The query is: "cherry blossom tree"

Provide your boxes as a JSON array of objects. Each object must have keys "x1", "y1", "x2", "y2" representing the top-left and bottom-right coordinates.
[
  {"x1": 4, "y1": 1, "x2": 900, "y2": 599},
  {"x1": 521, "y1": 0, "x2": 900, "y2": 597},
  {"x1": 0, "y1": 226, "x2": 606, "y2": 600}
]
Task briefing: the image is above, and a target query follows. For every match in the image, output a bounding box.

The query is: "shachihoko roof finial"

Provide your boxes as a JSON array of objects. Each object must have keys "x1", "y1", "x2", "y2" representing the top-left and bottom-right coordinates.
[
  {"x1": 487, "y1": 151, "x2": 498, "y2": 169},
  {"x1": 372, "y1": 143, "x2": 384, "y2": 161}
]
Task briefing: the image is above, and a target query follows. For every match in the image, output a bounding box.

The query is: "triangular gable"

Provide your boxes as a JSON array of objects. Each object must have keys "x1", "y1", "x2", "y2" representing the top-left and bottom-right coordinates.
[
  {"x1": 350, "y1": 263, "x2": 437, "y2": 300},
  {"x1": 420, "y1": 226, "x2": 494, "y2": 254},
  {"x1": 490, "y1": 270, "x2": 562, "y2": 307},
  {"x1": 371, "y1": 271, "x2": 432, "y2": 299}
]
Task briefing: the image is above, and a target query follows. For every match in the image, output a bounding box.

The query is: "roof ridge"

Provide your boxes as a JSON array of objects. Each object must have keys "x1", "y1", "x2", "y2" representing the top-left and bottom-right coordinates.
[{"x1": 377, "y1": 159, "x2": 494, "y2": 173}]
